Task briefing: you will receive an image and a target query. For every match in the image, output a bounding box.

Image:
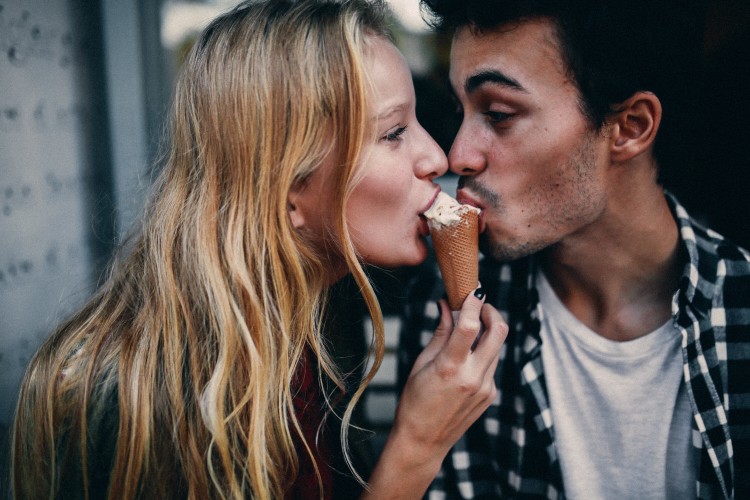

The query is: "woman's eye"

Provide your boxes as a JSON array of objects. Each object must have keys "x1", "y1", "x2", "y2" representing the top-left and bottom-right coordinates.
[{"x1": 382, "y1": 126, "x2": 407, "y2": 142}]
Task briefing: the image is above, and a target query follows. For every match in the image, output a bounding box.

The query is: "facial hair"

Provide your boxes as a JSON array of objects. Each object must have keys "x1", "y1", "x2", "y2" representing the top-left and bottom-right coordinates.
[{"x1": 471, "y1": 132, "x2": 600, "y2": 262}]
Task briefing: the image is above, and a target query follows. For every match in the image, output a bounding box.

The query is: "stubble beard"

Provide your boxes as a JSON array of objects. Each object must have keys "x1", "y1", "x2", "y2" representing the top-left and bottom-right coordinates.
[{"x1": 477, "y1": 133, "x2": 600, "y2": 263}]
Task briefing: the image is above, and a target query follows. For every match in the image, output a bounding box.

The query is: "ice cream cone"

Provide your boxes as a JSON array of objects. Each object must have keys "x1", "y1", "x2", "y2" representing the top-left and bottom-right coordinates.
[{"x1": 429, "y1": 208, "x2": 479, "y2": 310}]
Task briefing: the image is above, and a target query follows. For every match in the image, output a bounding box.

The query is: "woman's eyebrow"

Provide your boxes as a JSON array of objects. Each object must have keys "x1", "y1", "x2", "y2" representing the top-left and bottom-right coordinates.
[{"x1": 372, "y1": 103, "x2": 408, "y2": 122}]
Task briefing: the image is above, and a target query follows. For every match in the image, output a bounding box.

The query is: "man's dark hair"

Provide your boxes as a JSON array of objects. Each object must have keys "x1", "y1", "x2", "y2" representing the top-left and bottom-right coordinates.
[{"x1": 421, "y1": 0, "x2": 707, "y2": 183}]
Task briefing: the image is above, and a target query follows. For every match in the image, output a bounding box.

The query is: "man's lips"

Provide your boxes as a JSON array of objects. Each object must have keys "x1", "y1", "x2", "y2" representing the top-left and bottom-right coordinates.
[
  {"x1": 455, "y1": 189, "x2": 481, "y2": 209},
  {"x1": 456, "y1": 189, "x2": 486, "y2": 233}
]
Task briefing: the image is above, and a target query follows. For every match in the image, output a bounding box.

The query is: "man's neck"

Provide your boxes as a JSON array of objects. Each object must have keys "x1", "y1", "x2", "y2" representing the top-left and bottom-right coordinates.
[{"x1": 540, "y1": 186, "x2": 682, "y2": 342}]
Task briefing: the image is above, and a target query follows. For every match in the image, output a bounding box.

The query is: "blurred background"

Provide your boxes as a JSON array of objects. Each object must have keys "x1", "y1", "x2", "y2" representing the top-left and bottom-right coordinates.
[{"x1": 1, "y1": 0, "x2": 749, "y2": 491}]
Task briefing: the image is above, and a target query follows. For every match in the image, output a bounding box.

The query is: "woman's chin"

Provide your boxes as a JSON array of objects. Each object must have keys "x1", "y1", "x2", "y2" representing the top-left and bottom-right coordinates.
[{"x1": 396, "y1": 243, "x2": 429, "y2": 268}]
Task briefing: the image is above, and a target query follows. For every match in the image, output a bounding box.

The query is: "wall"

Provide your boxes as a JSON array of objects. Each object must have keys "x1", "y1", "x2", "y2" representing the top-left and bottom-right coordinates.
[{"x1": 0, "y1": 0, "x2": 120, "y2": 490}]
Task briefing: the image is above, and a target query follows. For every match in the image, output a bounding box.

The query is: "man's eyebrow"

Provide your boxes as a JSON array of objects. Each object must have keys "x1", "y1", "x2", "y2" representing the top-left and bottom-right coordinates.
[{"x1": 465, "y1": 70, "x2": 526, "y2": 94}]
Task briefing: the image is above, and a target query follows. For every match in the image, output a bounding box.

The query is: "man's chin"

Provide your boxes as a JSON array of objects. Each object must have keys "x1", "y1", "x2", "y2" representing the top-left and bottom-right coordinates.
[{"x1": 479, "y1": 233, "x2": 539, "y2": 263}]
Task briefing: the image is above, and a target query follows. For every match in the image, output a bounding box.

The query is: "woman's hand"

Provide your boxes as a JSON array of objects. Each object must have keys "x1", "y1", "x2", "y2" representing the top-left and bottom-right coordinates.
[{"x1": 364, "y1": 288, "x2": 508, "y2": 498}]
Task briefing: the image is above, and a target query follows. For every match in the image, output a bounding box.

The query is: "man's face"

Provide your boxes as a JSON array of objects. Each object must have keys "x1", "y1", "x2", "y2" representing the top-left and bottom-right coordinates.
[{"x1": 449, "y1": 19, "x2": 610, "y2": 261}]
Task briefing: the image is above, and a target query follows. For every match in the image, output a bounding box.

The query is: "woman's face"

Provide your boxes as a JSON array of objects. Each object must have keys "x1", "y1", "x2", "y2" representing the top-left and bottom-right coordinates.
[
  {"x1": 346, "y1": 37, "x2": 448, "y2": 268},
  {"x1": 289, "y1": 37, "x2": 447, "y2": 278}
]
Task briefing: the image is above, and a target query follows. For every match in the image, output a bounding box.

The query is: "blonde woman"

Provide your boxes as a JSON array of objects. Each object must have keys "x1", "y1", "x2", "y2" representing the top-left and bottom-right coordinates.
[{"x1": 11, "y1": 0, "x2": 507, "y2": 498}]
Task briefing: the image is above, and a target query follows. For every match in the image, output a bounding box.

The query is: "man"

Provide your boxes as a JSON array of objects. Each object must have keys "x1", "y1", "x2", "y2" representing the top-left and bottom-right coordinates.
[{"x1": 399, "y1": 0, "x2": 750, "y2": 498}]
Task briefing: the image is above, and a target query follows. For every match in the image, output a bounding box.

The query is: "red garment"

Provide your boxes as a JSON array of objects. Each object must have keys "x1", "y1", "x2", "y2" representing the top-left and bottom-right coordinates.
[{"x1": 285, "y1": 350, "x2": 333, "y2": 499}]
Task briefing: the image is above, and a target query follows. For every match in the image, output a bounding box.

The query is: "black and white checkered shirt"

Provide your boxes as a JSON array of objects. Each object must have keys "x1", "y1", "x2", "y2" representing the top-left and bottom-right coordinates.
[{"x1": 399, "y1": 192, "x2": 750, "y2": 499}]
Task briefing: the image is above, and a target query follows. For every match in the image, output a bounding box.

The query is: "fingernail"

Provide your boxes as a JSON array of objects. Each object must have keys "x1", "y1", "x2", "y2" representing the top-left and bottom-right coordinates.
[{"x1": 473, "y1": 287, "x2": 485, "y2": 300}]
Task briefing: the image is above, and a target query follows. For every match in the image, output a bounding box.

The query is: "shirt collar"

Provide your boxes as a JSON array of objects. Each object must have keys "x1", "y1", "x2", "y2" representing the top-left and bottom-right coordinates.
[{"x1": 666, "y1": 190, "x2": 721, "y2": 317}]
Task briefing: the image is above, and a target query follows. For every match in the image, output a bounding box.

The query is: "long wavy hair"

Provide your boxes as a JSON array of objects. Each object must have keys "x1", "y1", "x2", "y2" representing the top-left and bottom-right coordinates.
[{"x1": 11, "y1": 0, "x2": 390, "y2": 498}]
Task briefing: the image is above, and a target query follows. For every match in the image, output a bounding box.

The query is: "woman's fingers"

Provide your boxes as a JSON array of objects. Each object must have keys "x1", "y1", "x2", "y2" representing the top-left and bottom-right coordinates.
[
  {"x1": 413, "y1": 300, "x2": 453, "y2": 371},
  {"x1": 471, "y1": 303, "x2": 509, "y2": 364},
  {"x1": 426, "y1": 295, "x2": 505, "y2": 406},
  {"x1": 441, "y1": 288, "x2": 508, "y2": 362},
  {"x1": 441, "y1": 288, "x2": 486, "y2": 361},
  {"x1": 393, "y1": 295, "x2": 508, "y2": 463},
  {"x1": 431, "y1": 299, "x2": 454, "y2": 341}
]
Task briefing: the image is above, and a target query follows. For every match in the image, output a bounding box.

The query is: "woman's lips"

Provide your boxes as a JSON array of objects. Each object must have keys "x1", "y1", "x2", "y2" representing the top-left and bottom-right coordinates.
[
  {"x1": 418, "y1": 215, "x2": 430, "y2": 237},
  {"x1": 418, "y1": 187, "x2": 442, "y2": 237},
  {"x1": 421, "y1": 187, "x2": 442, "y2": 215}
]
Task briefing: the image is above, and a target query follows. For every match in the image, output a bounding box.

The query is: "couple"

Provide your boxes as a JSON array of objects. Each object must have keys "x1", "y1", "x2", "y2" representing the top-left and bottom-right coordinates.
[{"x1": 11, "y1": 0, "x2": 750, "y2": 499}]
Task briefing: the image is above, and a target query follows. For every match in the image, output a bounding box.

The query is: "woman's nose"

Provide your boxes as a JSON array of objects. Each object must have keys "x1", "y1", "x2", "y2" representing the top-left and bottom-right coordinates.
[{"x1": 415, "y1": 125, "x2": 449, "y2": 180}]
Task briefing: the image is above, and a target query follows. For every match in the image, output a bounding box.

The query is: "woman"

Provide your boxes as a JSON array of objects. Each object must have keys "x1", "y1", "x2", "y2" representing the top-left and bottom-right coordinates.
[{"x1": 11, "y1": 0, "x2": 507, "y2": 498}]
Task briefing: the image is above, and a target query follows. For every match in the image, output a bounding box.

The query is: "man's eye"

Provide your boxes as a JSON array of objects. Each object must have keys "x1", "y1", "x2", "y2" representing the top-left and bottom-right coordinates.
[
  {"x1": 382, "y1": 126, "x2": 407, "y2": 142},
  {"x1": 484, "y1": 111, "x2": 513, "y2": 123}
]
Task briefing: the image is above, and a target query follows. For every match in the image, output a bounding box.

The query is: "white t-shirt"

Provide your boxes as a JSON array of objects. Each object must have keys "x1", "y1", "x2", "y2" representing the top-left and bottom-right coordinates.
[{"x1": 536, "y1": 271, "x2": 697, "y2": 499}]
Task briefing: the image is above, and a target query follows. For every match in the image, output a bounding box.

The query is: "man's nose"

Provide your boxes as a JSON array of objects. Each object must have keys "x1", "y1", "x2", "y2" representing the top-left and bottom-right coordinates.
[{"x1": 448, "y1": 123, "x2": 486, "y2": 176}]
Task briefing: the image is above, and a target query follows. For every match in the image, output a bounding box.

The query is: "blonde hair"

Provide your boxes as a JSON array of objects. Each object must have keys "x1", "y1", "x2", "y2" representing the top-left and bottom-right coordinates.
[{"x1": 11, "y1": 0, "x2": 390, "y2": 498}]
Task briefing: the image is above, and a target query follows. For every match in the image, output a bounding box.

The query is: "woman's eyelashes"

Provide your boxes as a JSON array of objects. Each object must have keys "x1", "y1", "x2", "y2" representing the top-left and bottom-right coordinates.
[{"x1": 381, "y1": 125, "x2": 408, "y2": 142}]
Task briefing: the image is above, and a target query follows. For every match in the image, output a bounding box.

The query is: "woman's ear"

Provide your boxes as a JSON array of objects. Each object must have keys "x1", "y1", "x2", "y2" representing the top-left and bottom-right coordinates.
[
  {"x1": 287, "y1": 186, "x2": 306, "y2": 229},
  {"x1": 609, "y1": 91, "x2": 662, "y2": 162}
]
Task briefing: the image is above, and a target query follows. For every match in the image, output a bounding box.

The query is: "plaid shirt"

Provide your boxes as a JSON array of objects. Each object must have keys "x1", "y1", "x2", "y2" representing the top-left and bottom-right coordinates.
[{"x1": 399, "y1": 193, "x2": 750, "y2": 499}]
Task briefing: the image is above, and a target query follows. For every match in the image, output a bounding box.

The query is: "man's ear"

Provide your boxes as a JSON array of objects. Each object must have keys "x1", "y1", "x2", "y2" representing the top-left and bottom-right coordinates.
[{"x1": 609, "y1": 91, "x2": 662, "y2": 162}]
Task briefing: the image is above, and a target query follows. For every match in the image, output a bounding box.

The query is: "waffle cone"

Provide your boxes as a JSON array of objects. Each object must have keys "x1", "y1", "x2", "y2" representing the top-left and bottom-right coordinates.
[{"x1": 429, "y1": 209, "x2": 479, "y2": 310}]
